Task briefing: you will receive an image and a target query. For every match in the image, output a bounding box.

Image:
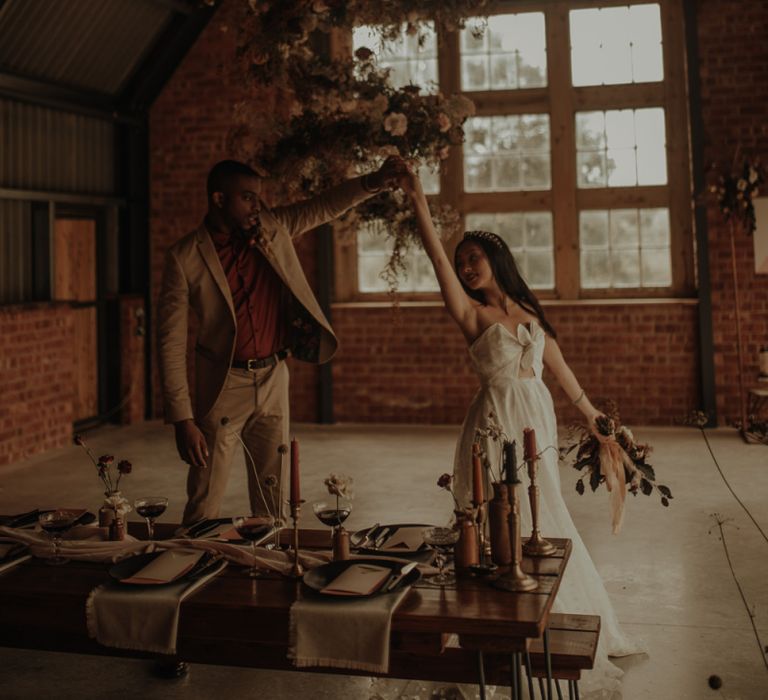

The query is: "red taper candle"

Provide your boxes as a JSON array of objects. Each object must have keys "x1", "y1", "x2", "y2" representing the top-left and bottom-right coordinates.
[
  {"x1": 290, "y1": 438, "x2": 300, "y2": 504},
  {"x1": 471, "y1": 442, "x2": 484, "y2": 505},
  {"x1": 523, "y1": 428, "x2": 537, "y2": 461}
]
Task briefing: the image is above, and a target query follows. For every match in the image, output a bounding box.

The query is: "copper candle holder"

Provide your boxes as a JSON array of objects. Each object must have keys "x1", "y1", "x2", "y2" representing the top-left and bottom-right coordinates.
[
  {"x1": 289, "y1": 500, "x2": 305, "y2": 578},
  {"x1": 522, "y1": 450, "x2": 556, "y2": 557},
  {"x1": 494, "y1": 479, "x2": 537, "y2": 592}
]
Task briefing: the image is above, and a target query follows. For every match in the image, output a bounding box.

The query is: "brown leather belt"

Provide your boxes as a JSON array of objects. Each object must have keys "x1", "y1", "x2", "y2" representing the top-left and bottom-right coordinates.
[{"x1": 231, "y1": 349, "x2": 291, "y2": 371}]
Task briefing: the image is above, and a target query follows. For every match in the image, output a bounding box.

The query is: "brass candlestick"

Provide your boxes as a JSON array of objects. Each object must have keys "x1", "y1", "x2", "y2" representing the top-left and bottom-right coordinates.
[
  {"x1": 290, "y1": 500, "x2": 304, "y2": 578},
  {"x1": 494, "y1": 479, "x2": 537, "y2": 592},
  {"x1": 522, "y1": 451, "x2": 556, "y2": 557}
]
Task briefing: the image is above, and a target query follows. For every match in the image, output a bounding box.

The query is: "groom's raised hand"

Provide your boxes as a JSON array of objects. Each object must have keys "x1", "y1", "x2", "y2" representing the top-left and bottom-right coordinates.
[{"x1": 366, "y1": 155, "x2": 409, "y2": 191}]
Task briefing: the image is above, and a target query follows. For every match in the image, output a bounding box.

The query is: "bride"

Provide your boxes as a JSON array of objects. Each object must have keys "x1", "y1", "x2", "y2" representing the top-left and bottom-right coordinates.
[{"x1": 373, "y1": 161, "x2": 644, "y2": 699}]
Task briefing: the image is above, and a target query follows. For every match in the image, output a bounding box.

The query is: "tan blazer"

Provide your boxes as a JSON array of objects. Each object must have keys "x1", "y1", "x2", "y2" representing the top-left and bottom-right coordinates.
[{"x1": 158, "y1": 177, "x2": 372, "y2": 424}]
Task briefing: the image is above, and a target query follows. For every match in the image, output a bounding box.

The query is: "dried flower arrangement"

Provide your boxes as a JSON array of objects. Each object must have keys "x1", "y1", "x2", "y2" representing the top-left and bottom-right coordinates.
[
  {"x1": 560, "y1": 403, "x2": 672, "y2": 533},
  {"x1": 229, "y1": 1, "x2": 489, "y2": 292}
]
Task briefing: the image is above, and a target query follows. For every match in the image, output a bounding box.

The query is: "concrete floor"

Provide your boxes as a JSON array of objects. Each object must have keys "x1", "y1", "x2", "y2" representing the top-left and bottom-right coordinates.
[{"x1": 1, "y1": 422, "x2": 767, "y2": 699}]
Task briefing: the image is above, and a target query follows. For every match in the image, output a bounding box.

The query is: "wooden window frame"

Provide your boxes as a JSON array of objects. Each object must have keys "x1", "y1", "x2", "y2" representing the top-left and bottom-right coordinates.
[{"x1": 333, "y1": 0, "x2": 693, "y2": 302}]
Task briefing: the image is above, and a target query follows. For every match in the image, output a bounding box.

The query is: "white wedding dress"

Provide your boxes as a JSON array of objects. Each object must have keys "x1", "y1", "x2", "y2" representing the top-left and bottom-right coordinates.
[
  {"x1": 450, "y1": 321, "x2": 642, "y2": 698},
  {"x1": 370, "y1": 321, "x2": 642, "y2": 700}
]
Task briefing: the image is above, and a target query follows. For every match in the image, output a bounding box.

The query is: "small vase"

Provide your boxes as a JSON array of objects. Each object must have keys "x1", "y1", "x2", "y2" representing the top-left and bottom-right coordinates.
[
  {"x1": 332, "y1": 526, "x2": 350, "y2": 561},
  {"x1": 488, "y1": 482, "x2": 512, "y2": 567},
  {"x1": 453, "y1": 510, "x2": 479, "y2": 571},
  {"x1": 98, "y1": 491, "x2": 131, "y2": 529}
]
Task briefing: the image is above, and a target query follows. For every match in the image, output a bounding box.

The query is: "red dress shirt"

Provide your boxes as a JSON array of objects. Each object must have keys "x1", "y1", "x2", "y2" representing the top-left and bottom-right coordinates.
[{"x1": 211, "y1": 228, "x2": 287, "y2": 361}]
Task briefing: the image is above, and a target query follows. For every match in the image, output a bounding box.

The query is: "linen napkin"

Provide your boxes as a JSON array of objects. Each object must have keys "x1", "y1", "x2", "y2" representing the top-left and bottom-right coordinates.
[
  {"x1": 289, "y1": 585, "x2": 410, "y2": 673},
  {"x1": 380, "y1": 526, "x2": 427, "y2": 552},
  {"x1": 85, "y1": 556, "x2": 227, "y2": 655},
  {"x1": 0, "y1": 540, "x2": 31, "y2": 575}
]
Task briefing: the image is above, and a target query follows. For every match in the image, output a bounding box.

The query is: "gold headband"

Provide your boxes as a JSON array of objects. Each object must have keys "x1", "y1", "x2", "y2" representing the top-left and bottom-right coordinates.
[{"x1": 462, "y1": 230, "x2": 504, "y2": 249}]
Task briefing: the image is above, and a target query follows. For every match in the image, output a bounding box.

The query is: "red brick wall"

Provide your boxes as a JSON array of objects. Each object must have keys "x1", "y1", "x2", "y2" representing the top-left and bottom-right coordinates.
[
  {"x1": 331, "y1": 302, "x2": 700, "y2": 426},
  {"x1": 697, "y1": 0, "x2": 768, "y2": 425},
  {"x1": 0, "y1": 304, "x2": 75, "y2": 465}
]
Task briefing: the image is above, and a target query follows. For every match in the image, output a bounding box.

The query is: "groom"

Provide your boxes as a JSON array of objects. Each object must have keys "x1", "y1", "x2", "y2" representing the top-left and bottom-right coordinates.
[{"x1": 158, "y1": 158, "x2": 403, "y2": 525}]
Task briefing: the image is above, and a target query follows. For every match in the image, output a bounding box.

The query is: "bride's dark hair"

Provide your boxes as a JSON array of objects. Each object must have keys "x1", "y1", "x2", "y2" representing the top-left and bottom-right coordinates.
[{"x1": 455, "y1": 230, "x2": 557, "y2": 339}]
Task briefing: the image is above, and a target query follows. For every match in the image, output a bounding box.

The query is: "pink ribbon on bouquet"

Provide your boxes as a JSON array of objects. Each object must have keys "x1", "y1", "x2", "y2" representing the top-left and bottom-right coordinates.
[{"x1": 599, "y1": 441, "x2": 631, "y2": 534}]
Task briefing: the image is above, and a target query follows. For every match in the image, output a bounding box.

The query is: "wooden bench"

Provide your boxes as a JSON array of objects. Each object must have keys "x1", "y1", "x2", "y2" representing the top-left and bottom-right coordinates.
[
  {"x1": 389, "y1": 612, "x2": 600, "y2": 699},
  {"x1": 528, "y1": 613, "x2": 601, "y2": 700}
]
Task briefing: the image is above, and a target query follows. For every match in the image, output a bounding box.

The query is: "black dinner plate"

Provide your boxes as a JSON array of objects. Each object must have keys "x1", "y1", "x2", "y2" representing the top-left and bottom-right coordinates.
[
  {"x1": 303, "y1": 557, "x2": 421, "y2": 599},
  {"x1": 108, "y1": 550, "x2": 221, "y2": 586}
]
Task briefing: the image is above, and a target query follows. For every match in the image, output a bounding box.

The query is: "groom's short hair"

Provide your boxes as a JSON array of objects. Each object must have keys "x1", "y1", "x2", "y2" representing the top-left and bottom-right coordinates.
[{"x1": 207, "y1": 160, "x2": 260, "y2": 198}]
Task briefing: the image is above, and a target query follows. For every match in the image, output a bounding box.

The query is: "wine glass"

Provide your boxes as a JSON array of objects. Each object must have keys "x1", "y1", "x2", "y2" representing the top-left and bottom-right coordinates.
[
  {"x1": 134, "y1": 497, "x2": 168, "y2": 540},
  {"x1": 232, "y1": 515, "x2": 275, "y2": 578},
  {"x1": 312, "y1": 499, "x2": 352, "y2": 547},
  {"x1": 38, "y1": 510, "x2": 78, "y2": 565},
  {"x1": 422, "y1": 526, "x2": 460, "y2": 587}
]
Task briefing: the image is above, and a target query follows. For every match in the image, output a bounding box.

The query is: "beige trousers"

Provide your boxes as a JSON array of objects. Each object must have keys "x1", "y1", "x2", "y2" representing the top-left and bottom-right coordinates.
[{"x1": 182, "y1": 362, "x2": 289, "y2": 525}]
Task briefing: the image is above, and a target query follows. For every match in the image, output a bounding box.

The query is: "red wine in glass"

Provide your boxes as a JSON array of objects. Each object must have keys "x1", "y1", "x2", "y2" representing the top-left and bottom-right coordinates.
[
  {"x1": 133, "y1": 497, "x2": 168, "y2": 540},
  {"x1": 232, "y1": 516, "x2": 275, "y2": 578},
  {"x1": 38, "y1": 510, "x2": 77, "y2": 565},
  {"x1": 314, "y1": 507, "x2": 351, "y2": 527},
  {"x1": 136, "y1": 503, "x2": 167, "y2": 520}
]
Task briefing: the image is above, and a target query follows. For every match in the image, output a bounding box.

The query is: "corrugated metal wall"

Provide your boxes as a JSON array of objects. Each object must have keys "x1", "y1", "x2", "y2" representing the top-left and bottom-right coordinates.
[
  {"x1": 0, "y1": 98, "x2": 114, "y2": 193},
  {"x1": 0, "y1": 199, "x2": 32, "y2": 303},
  {"x1": 0, "y1": 0, "x2": 173, "y2": 96}
]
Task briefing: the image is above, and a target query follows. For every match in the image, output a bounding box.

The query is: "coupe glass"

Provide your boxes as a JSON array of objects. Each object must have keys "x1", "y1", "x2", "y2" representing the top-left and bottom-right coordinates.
[
  {"x1": 312, "y1": 498, "x2": 352, "y2": 546},
  {"x1": 232, "y1": 515, "x2": 275, "y2": 578},
  {"x1": 38, "y1": 510, "x2": 78, "y2": 565},
  {"x1": 134, "y1": 497, "x2": 168, "y2": 540},
  {"x1": 422, "y1": 526, "x2": 460, "y2": 586}
]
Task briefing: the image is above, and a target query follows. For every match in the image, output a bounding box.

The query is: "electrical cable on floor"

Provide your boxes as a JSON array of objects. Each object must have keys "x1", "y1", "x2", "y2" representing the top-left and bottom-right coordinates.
[
  {"x1": 709, "y1": 513, "x2": 768, "y2": 671},
  {"x1": 699, "y1": 427, "x2": 768, "y2": 545}
]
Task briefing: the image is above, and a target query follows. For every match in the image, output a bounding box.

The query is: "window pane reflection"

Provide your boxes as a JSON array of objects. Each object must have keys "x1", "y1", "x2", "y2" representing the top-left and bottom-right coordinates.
[
  {"x1": 460, "y1": 13, "x2": 547, "y2": 91},
  {"x1": 464, "y1": 115, "x2": 551, "y2": 191},
  {"x1": 570, "y1": 4, "x2": 663, "y2": 86},
  {"x1": 580, "y1": 208, "x2": 671, "y2": 288},
  {"x1": 576, "y1": 108, "x2": 667, "y2": 187}
]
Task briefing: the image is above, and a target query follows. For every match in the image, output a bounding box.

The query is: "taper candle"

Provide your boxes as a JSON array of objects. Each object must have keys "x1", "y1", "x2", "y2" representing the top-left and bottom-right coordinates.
[
  {"x1": 523, "y1": 428, "x2": 537, "y2": 461},
  {"x1": 472, "y1": 442, "x2": 484, "y2": 505},
  {"x1": 290, "y1": 438, "x2": 300, "y2": 504},
  {"x1": 504, "y1": 440, "x2": 519, "y2": 484}
]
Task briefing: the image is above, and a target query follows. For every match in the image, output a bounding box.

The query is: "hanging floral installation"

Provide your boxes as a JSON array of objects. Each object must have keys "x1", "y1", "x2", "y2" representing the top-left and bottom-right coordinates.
[{"x1": 228, "y1": 0, "x2": 489, "y2": 291}]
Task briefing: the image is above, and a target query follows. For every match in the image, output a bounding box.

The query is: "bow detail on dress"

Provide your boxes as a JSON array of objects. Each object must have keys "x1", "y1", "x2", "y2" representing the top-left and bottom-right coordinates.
[{"x1": 516, "y1": 323, "x2": 537, "y2": 373}]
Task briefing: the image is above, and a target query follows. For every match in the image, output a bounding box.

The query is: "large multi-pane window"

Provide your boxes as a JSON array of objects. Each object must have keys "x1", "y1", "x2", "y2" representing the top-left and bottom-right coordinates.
[{"x1": 341, "y1": 1, "x2": 691, "y2": 300}]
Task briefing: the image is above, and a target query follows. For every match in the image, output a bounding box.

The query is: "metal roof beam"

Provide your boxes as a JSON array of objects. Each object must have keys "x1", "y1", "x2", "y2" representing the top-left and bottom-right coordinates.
[{"x1": 0, "y1": 71, "x2": 141, "y2": 125}]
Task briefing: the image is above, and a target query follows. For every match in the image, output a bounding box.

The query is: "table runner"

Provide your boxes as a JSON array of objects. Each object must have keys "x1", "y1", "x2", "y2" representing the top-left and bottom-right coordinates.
[
  {"x1": 0, "y1": 526, "x2": 331, "y2": 571},
  {"x1": 86, "y1": 558, "x2": 228, "y2": 654},
  {"x1": 289, "y1": 586, "x2": 410, "y2": 674}
]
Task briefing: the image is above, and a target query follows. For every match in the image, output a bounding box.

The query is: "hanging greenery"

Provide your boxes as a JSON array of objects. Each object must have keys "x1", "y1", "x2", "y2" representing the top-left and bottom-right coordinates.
[{"x1": 229, "y1": 0, "x2": 489, "y2": 292}]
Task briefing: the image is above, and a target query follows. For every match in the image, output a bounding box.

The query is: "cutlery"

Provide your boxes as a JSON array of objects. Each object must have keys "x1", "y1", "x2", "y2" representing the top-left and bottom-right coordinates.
[
  {"x1": 187, "y1": 519, "x2": 221, "y2": 538},
  {"x1": 382, "y1": 561, "x2": 418, "y2": 592},
  {"x1": 373, "y1": 526, "x2": 393, "y2": 549},
  {"x1": 7, "y1": 509, "x2": 52, "y2": 528},
  {"x1": 355, "y1": 523, "x2": 380, "y2": 549}
]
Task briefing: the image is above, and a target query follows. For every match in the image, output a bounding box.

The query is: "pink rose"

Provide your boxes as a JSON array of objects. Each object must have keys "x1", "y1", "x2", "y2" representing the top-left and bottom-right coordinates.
[{"x1": 383, "y1": 112, "x2": 408, "y2": 137}]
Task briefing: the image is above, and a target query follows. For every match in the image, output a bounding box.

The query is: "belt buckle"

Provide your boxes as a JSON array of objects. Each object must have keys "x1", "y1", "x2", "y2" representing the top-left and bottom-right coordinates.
[{"x1": 246, "y1": 358, "x2": 260, "y2": 371}]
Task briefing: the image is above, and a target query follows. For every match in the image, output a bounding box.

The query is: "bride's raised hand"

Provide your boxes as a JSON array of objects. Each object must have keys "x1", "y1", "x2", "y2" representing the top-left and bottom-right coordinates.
[{"x1": 394, "y1": 160, "x2": 424, "y2": 199}]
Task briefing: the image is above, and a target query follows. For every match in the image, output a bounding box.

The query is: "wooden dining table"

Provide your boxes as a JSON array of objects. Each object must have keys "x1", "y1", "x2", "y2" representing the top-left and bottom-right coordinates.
[{"x1": 0, "y1": 522, "x2": 571, "y2": 699}]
